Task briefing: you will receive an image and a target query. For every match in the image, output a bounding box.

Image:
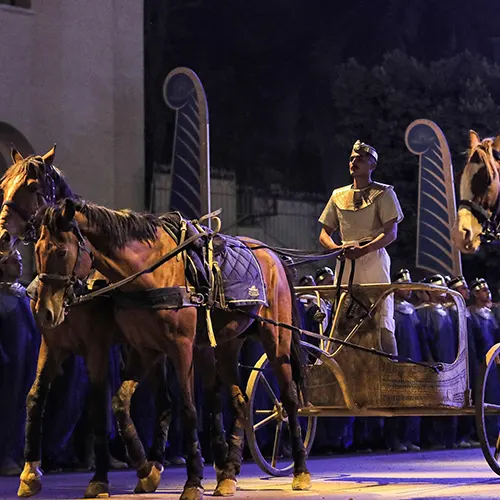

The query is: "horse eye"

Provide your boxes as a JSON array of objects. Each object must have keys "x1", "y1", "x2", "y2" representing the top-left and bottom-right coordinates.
[
  {"x1": 57, "y1": 248, "x2": 68, "y2": 257},
  {"x1": 27, "y1": 182, "x2": 39, "y2": 193}
]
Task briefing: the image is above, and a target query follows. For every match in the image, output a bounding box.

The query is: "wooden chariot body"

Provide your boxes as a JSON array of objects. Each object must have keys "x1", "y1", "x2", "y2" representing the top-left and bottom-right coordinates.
[{"x1": 298, "y1": 283, "x2": 471, "y2": 417}]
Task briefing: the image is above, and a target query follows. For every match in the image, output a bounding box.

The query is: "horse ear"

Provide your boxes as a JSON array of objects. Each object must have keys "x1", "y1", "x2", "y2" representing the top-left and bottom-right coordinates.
[
  {"x1": 11, "y1": 147, "x2": 23, "y2": 164},
  {"x1": 42, "y1": 145, "x2": 56, "y2": 168},
  {"x1": 469, "y1": 130, "x2": 481, "y2": 149},
  {"x1": 62, "y1": 198, "x2": 76, "y2": 223},
  {"x1": 493, "y1": 135, "x2": 500, "y2": 152}
]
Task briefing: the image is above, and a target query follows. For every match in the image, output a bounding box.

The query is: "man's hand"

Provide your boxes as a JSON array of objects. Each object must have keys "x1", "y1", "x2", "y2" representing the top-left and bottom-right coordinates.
[{"x1": 344, "y1": 245, "x2": 368, "y2": 260}]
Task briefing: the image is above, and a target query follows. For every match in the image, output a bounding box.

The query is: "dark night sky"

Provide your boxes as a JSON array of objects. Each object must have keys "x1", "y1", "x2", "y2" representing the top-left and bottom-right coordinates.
[
  {"x1": 145, "y1": 0, "x2": 500, "y2": 195},
  {"x1": 143, "y1": 0, "x2": 500, "y2": 284}
]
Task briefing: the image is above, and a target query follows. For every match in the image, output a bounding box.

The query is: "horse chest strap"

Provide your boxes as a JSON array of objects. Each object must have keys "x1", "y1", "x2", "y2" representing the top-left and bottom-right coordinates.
[{"x1": 112, "y1": 286, "x2": 198, "y2": 310}]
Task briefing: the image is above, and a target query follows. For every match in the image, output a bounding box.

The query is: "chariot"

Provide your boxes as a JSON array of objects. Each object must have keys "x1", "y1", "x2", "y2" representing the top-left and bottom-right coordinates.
[{"x1": 245, "y1": 282, "x2": 500, "y2": 476}]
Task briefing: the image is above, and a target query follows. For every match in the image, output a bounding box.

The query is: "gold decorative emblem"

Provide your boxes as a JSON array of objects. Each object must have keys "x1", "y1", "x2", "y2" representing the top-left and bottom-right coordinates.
[{"x1": 248, "y1": 285, "x2": 260, "y2": 298}]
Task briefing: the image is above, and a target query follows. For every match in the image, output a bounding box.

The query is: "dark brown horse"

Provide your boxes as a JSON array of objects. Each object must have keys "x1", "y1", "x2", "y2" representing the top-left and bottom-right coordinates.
[
  {"x1": 0, "y1": 150, "x2": 171, "y2": 498},
  {"x1": 34, "y1": 198, "x2": 311, "y2": 500},
  {"x1": 454, "y1": 130, "x2": 500, "y2": 253}
]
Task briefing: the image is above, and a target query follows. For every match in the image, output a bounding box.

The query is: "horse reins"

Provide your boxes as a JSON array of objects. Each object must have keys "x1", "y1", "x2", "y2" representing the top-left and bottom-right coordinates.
[
  {"x1": 68, "y1": 228, "x2": 211, "y2": 305},
  {"x1": 232, "y1": 306, "x2": 443, "y2": 373},
  {"x1": 458, "y1": 196, "x2": 500, "y2": 244},
  {"x1": 241, "y1": 243, "x2": 342, "y2": 266}
]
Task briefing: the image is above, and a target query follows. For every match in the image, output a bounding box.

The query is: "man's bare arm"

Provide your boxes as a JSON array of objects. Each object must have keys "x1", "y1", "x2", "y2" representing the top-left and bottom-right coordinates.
[{"x1": 319, "y1": 225, "x2": 342, "y2": 251}]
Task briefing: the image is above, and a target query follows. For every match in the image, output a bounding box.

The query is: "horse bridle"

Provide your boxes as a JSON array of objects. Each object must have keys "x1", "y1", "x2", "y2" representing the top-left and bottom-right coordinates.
[
  {"x1": 38, "y1": 223, "x2": 94, "y2": 306},
  {"x1": 1, "y1": 158, "x2": 57, "y2": 243},
  {"x1": 458, "y1": 148, "x2": 500, "y2": 244}
]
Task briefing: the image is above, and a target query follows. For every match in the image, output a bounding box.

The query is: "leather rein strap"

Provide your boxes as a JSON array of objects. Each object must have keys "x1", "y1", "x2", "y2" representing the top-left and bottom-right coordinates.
[
  {"x1": 244, "y1": 243, "x2": 342, "y2": 266},
  {"x1": 458, "y1": 197, "x2": 500, "y2": 243},
  {"x1": 458, "y1": 199, "x2": 493, "y2": 224},
  {"x1": 70, "y1": 229, "x2": 210, "y2": 305}
]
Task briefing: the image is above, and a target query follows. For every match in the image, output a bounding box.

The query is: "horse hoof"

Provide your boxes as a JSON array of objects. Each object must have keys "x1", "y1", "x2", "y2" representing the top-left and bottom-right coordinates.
[
  {"x1": 17, "y1": 462, "x2": 43, "y2": 497},
  {"x1": 17, "y1": 479, "x2": 41, "y2": 498},
  {"x1": 213, "y1": 478, "x2": 237, "y2": 496},
  {"x1": 179, "y1": 486, "x2": 204, "y2": 500},
  {"x1": 292, "y1": 471, "x2": 312, "y2": 491},
  {"x1": 134, "y1": 462, "x2": 163, "y2": 494},
  {"x1": 84, "y1": 481, "x2": 110, "y2": 498}
]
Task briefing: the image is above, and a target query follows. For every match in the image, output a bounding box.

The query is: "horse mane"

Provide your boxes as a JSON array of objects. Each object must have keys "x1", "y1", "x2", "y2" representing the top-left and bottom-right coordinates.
[
  {"x1": 41, "y1": 201, "x2": 183, "y2": 252},
  {"x1": 0, "y1": 155, "x2": 75, "y2": 200}
]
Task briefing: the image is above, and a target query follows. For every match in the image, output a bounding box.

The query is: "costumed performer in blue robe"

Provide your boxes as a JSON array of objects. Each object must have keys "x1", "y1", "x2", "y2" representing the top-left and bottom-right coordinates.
[
  {"x1": 416, "y1": 274, "x2": 457, "y2": 449},
  {"x1": 0, "y1": 250, "x2": 40, "y2": 475},
  {"x1": 447, "y1": 275, "x2": 478, "y2": 447},
  {"x1": 469, "y1": 278, "x2": 500, "y2": 442},
  {"x1": 384, "y1": 268, "x2": 423, "y2": 452}
]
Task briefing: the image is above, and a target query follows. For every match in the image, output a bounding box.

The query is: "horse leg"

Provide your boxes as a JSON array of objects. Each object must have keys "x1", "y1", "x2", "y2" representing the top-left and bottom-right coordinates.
[
  {"x1": 18, "y1": 338, "x2": 65, "y2": 498},
  {"x1": 112, "y1": 349, "x2": 163, "y2": 494},
  {"x1": 194, "y1": 346, "x2": 231, "y2": 491},
  {"x1": 148, "y1": 354, "x2": 172, "y2": 465},
  {"x1": 212, "y1": 338, "x2": 246, "y2": 497},
  {"x1": 260, "y1": 321, "x2": 311, "y2": 490},
  {"x1": 169, "y1": 338, "x2": 204, "y2": 500},
  {"x1": 82, "y1": 347, "x2": 111, "y2": 499},
  {"x1": 201, "y1": 349, "x2": 228, "y2": 475}
]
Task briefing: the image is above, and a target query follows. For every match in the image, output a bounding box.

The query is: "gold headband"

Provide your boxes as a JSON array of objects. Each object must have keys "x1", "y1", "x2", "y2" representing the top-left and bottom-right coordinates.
[{"x1": 352, "y1": 140, "x2": 378, "y2": 161}]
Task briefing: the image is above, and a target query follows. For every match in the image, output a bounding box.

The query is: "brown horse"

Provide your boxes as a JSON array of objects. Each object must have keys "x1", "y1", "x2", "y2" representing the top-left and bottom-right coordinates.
[
  {"x1": 0, "y1": 151, "x2": 171, "y2": 498},
  {"x1": 34, "y1": 198, "x2": 311, "y2": 500},
  {"x1": 454, "y1": 130, "x2": 500, "y2": 253}
]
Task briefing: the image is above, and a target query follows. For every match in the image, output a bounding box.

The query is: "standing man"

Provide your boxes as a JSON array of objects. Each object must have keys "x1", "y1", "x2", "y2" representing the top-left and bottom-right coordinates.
[{"x1": 318, "y1": 140, "x2": 404, "y2": 354}]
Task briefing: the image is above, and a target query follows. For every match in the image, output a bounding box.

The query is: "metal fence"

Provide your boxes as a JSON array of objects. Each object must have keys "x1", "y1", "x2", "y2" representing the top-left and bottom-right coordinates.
[{"x1": 152, "y1": 166, "x2": 332, "y2": 276}]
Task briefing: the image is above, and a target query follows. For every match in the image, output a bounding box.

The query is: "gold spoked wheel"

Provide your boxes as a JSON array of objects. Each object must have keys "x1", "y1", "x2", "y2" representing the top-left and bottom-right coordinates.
[
  {"x1": 476, "y1": 342, "x2": 500, "y2": 475},
  {"x1": 245, "y1": 341, "x2": 318, "y2": 476}
]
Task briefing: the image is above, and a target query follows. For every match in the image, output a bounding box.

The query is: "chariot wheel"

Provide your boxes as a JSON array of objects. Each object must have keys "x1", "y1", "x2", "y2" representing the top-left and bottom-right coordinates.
[
  {"x1": 475, "y1": 342, "x2": 500, "y2": 475},
  {"x1": 245, "y1": 341, "x2": 318, "y2": 476}
]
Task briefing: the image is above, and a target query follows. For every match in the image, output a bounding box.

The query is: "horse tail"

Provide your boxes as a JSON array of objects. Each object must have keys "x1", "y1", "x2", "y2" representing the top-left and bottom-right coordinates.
[{"x1": 282, "y1": 263, "x2": 305, "y2": 394}]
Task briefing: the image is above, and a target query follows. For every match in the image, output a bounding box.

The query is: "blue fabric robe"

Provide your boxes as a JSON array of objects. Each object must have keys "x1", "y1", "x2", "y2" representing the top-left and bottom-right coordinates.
[
  {"x1": 0, "y1": 284, "x2": 40, "y2": 465},
  {"x1": 469, "y1": 306, "x2": 500, "y2": 441},
  {"x1": 416, "y1": 303, "x2": 457, "y2": 448},
  {"x1": 41, "y1": 354, "x2": 89, "y2": 468},
  {"x1": 384, "y1": 300, "x2": 423, "y2": 448},
  {"x1": 448, "y1": 305, "x2": 476, "y2": 442}
]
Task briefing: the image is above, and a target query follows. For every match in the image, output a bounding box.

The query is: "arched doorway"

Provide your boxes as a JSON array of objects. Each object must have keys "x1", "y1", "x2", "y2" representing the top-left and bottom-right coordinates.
[{"x1": 0, "y1": 122, "x2": 36, "y2": 281}]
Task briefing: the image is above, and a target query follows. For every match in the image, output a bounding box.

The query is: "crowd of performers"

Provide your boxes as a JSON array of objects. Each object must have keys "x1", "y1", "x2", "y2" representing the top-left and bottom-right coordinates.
[{"x1": 1, "y1": 242, "x2": 499, "y2": 476}]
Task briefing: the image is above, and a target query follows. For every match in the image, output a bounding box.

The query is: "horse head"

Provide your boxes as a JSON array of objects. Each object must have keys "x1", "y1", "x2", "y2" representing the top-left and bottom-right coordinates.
[
  {"x1": 34, "y1": 199, "x2": 93, "y2": 328},
  {"x1": 0, "y1": 146, "x2": 59, "y2": 251},
  {"x1": 454, "y1": 130, "x2": 500, "y2": 253}
]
